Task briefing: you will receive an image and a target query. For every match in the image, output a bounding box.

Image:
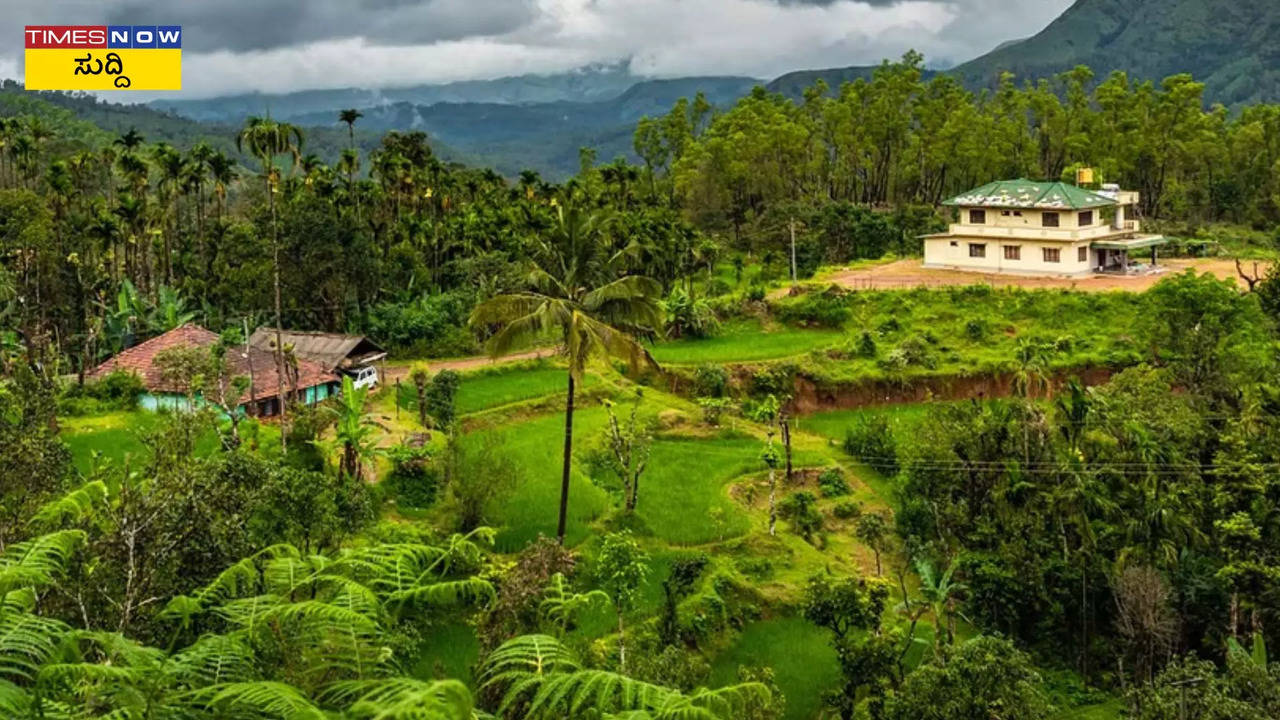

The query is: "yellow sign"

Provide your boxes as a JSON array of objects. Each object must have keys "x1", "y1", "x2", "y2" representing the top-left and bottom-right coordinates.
[
  {"x1": 23, "y1": 25, "x2": 182, "y2": 90},
  {"x1": 25, "y1": 48, "x2": 182, "y2": 90}
]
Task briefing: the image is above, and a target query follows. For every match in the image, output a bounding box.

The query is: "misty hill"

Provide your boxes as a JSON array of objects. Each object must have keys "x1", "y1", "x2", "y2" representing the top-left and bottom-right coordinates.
[
  {"x1": 951, "y1": 0, "x2": 1280, "y2": 105},
  {"x1": 767, "y1": 0, "x2": 1280, "y2": 107},
  {"x1": 150, "y1": 63, "x2": 663, "y2": 124},
  {"x1": 0, "y1": 82, "x2": 468, "y2": 168},
  {"x1": 288, "y1": 76, "x2": 760, "y2": 178}
]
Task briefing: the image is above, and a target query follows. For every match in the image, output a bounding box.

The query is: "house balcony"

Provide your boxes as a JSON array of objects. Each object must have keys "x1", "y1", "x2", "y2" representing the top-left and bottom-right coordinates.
[{"x1": 946, "y1": 222, "x2": 1141, "y2": 242}]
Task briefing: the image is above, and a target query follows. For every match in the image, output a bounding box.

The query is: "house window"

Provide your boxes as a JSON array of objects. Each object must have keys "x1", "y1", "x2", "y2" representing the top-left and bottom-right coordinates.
[
  {"x1": 1043, "y1": 212, "x2": 1060, "y2": 228},
  {"x1": 1014, "y1": 211, "x2": 1023, "y2": 216},
  {"x1": 1078, "y1": 246, "x2": 1088, "y2": 262},
  {"x1": 1001, "y1": 210, "x2": 1011, "y2": 216},
  {"x1": 969, "y1": 209, "x2": 987, "y2": 224},
  {"x1": 1079, "y1": 210, "x2": 1094, "y2": 226},
  {"x1": 1043, "y1": 248, "x2": 1061, "y2": 263},
  {"x1": 969, "y1": 243, "x2": 986, "y2": 258},
  {"x1": 1004, "y1": 245, "x2": 1021, "y2": 260},
  {"x1": 949, "y1": 241, "x2": 958, "y2": 247}
]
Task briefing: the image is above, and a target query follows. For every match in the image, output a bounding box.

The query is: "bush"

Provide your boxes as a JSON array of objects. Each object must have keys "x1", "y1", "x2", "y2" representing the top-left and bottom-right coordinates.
[
  {"x1": 698, "y1": 397, "x2": 733, "y2": 426},
  {"x1": 425, "y1": 369, "x2": 461, "y2": 428},
  {"x1": 775, "y1": 289, "x2": 852, "y2": 328},
  {"x1": 693, "y1": 364, "x2": 729, "y2": 398},
  {"x1": 384, "y1": 442, "x2": 441, "y2": 509},
  {"x1": 964, "y1": 318, "x2": 987, "y2": 341},
  {"x1": 59, "y1": 371, "x2": 146, "y2": 415},
  {"x1": 665, "y1": 288, "x2": 721, "y2": 339},
  {"x1": 832, "y1": 500, "x2": 861, "y2": 519},
  {"x1": 881, "y1": 334, "x2": 936, "y2": 371},
  {"x1": 363, "y1": 292, "x2": 476, "y2": 357},
  {"x1": 778, "y1": 491, "x2": 823, "y2": 543},
  {"x1": 745, "y1": 285, "x2": 766, "y2": 302},
  {"x1": 817, "y1": 467, "x2": 851, "y2": 498},
  {"x1": 854, "y1": 331, "x2": 877, "y2": 358},
  {"x1": 843, "y1": 415, "x2": 898, "y2": 476}
]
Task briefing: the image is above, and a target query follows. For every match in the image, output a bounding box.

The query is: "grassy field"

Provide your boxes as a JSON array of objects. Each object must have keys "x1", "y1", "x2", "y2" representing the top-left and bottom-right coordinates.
[
  {"x1": 796, "y1": 402, "x2": 944, "y2": 444},
  {"x1": 708, "y1": 617, "x2": 841, "y2": 720},
  {"x1": 395, "y1": 364, "x2": 600, "y2": 416},
  {"x1": 651, "y1": 319, "x2": 842, "y2": 364},
  {"x1": 60, "y1": 411, "x2": 234, "y2": 473}
]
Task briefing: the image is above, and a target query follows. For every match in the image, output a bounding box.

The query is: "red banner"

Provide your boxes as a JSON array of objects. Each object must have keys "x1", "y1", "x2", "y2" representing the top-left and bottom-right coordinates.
[{"x1": 24, "y1": 26, "x2": 108, "y2": 49}]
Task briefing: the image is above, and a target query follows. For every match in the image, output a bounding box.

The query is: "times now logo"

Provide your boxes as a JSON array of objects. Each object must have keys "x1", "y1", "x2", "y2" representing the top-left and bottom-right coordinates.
[{"x1": 24, "y1": 26, "x2": 182, "y2": 49}]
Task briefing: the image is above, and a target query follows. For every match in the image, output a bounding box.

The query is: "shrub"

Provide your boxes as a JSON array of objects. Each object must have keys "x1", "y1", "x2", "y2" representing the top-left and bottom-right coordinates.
[
  {"x1": 779, "y1": 491, "x2": 823, "y2": 543},
  {"x1": 775, "y1": 289, "x2": 852, "y2": 328},
  {"x1": 59, "y1": 371, "x2": 146, "y2": 415},
  {"x1": 693, "y1": 364, "x2": 729, "y2": 398},
  {"x1": 363, "y1": 292, "x2": 476, "y2": 357},
  {"x1": 425, "y1": 369, "x2": 461, "y2": 428},
  {"x1": 964, "y1": 318, "x2": 987, "y2": 341},
  {"x1": 745, "y1": 285, "x2": 766, "y2": 302},
  {"x1": 749, "y1": 366, "x2": 792, "y2": 398},
  {"x1": 665, "y1": 288, "x2": 721, "y2": 339},
  {"x1": 881, "y1": 334, "x2": 936, "y2": 371},
  {"x1": 384, "y1": 442, "x2": 441, "y2": 509},
  {"x1": 817, "y1": 467, "x2": 851, "y2": 498},
  {"x1": 843, "y1": 415, "x2": 898, "y2": 476},
  {"x1": 832, "y1": 500, "x2": 861, "y2": 519},
  {"x1": 854, "y1": 331, "x2": 877, "y2": 358},
  {"x1": 698, "y1": 397, "x2": 733, "y2": 426}
]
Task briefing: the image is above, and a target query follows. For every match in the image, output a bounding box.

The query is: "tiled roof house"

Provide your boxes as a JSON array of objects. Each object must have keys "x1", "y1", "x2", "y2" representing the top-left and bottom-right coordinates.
[{"x1": 88, "y1": 325, "x2": 340, "y2": 415}]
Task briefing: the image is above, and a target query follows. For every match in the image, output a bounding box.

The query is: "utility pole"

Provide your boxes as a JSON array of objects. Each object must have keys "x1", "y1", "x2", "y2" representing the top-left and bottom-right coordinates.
[{"x1": 789, "y1": 217, "x2": 797, "y2": 284}]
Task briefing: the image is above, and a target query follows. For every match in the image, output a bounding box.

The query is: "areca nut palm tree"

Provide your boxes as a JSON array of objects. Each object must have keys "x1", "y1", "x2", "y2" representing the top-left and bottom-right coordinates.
[
  {"x1": 236, "y1": 116, "x2": 303, "y2": 448},
  {"x1": 469, "y1": 202, "x2": 663, "y2": 543}
]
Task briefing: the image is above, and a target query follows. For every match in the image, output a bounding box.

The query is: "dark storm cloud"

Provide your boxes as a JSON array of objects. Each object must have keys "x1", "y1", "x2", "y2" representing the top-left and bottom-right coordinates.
[
  {"x1": 100, "y1": 0, "x2": 532, "y2": 53},
  {"x1": 0, "y1": 0, "x2": 1077, "y2": 97}
]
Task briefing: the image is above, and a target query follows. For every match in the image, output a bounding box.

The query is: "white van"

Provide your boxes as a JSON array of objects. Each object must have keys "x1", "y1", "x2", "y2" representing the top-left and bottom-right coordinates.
[{"x1": 351, "y1": 365, "x2": 379, "y2": 390}]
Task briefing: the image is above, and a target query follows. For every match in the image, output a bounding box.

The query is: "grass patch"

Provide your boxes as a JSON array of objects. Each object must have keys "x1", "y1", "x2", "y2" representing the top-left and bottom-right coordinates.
[
  {"x1": 394, "y1": 365, "x2": 599, "y2": 417},
  {"x1": 462, "y1": 407, "x2": 614, "y2": 551},
  {"x1": 60, "y1": 411, "x2": 226, "y2": 474},
  {"x1": 796, "y1": 403, "x2": 943, "y2": 445},
  {"x1": 708, "y1": 617, "x2": 841, "y2": 720},
  {"x1": 410, "y1": 621, "x2": 481, "y2": 688},
  {"x1": 651, "y1": 319, "x2": 841, "y2": 365},
  {"x1": 777, "y1": 285, "x2": 1148, "y2": 384}
]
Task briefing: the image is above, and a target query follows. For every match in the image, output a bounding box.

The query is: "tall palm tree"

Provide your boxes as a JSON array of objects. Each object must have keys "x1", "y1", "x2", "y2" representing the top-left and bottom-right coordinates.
[
  {"x1": 339, "y1": 108, "x2": 363, "y2": 150},
  {"x1": 469, "y1": 202, "x2": 662, "y2": 543},
  {"x1": 236, "y1": 115, "x2": 303, "y2": 449}
]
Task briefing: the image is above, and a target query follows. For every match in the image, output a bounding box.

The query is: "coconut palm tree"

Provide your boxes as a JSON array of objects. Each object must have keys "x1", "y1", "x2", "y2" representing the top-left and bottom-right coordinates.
[
  {"x1": 469, "y1": 201, "x2": 662, "y2": 543},
  {"x1": 237, "y1": 115, "x2": 303, "y2": 450}
]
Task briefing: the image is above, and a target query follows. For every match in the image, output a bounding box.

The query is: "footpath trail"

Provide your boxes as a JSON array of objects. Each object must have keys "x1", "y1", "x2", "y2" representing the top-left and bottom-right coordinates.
[{"x1": 382, "y1": 348, "x2": 557, "y2": 382}]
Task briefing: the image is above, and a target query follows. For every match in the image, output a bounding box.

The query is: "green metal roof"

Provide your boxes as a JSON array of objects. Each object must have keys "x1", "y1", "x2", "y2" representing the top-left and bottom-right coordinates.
[{"x1": 943, "y1": 179, "x2": 1117, "y2": 210}]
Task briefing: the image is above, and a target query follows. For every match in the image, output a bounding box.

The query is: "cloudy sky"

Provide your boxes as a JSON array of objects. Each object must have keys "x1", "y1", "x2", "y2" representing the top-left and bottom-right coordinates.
[{"x1": 3, "y1": 0, "x2": 1073, "y2": 98}]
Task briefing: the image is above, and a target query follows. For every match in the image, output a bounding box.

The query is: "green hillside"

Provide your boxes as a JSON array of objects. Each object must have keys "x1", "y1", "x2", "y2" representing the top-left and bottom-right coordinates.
[{"x1": 953, "y1": 0, "x2": 1280, "y2": 106}]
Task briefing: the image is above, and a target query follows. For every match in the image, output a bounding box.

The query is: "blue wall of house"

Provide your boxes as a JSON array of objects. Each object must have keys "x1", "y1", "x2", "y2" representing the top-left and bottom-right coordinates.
[{"x1": 138, "y1": 382, "x2": 335, "y2": 415}]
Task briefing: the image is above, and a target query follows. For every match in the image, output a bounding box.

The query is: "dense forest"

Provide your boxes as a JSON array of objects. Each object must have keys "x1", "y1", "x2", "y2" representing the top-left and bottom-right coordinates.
[{"x1": 3, "y1": 54, "x2": 1280, "y2": 719}]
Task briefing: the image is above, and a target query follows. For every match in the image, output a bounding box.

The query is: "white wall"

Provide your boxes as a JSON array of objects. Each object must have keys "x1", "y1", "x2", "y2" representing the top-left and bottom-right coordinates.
[{"x1": 923, "y1": 237, "x2": 1093, "y2": 276}]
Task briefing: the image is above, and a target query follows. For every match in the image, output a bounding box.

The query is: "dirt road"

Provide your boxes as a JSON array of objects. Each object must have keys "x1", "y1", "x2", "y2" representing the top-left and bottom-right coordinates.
[
  {"x1": 806, "y1": 257, "x2": 1259, "y2": 293},
  {"x1": 382, "y1": 348, "x2": 557, "y2": 382}
]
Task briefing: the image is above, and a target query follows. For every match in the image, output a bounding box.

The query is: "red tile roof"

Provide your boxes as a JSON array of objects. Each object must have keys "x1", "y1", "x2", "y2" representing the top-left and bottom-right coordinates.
[{"x1": 88, "y1": 325, "x2": 338, "y2": 402}]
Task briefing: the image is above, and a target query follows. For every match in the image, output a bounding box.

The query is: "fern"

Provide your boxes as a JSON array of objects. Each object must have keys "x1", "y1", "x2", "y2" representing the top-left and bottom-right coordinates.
[
  {"x1": 0, "y1": 530, "x2": 86, "y2": 599},
  {"x1": 187, "y1": 680, "x2": 327, "y2": 719},
  {"x1": 28, "y1": 480, "x2": 108, "y2": 529},
  {"x1": 323, "y1": 677, "x2": 474, "y2": 719},
  {"x1": 0, "y1": 612, "x2": 68, "y2": 682}
]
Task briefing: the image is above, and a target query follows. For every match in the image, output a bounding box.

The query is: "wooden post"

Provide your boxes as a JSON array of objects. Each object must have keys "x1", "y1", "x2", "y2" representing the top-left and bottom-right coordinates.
[{"x1": 395, "y1": 378, "x2": 400, "y2": 419}]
